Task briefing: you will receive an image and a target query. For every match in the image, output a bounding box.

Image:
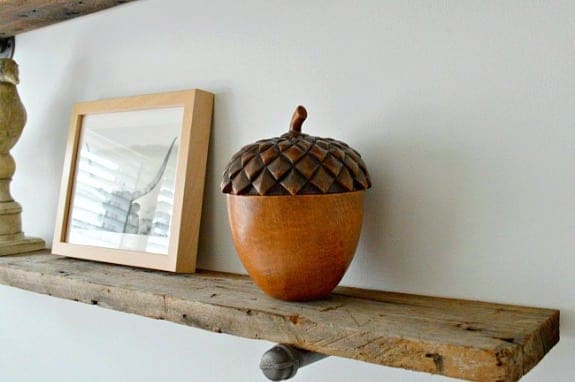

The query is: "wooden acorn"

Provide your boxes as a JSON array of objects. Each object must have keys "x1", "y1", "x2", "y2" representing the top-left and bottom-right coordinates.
[{"x1": 221, "y1": 106, "x2": 371, "y2": 301}]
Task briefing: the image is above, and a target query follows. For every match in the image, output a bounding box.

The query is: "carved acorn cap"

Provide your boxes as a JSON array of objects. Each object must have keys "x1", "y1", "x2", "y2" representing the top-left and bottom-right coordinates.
[{"x1": 221, "y1": 106, "x2": 371, "y2": 196}]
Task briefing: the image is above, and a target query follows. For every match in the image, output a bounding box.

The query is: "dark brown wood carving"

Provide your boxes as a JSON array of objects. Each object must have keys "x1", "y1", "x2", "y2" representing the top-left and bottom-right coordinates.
[{"x1": 221, "y1": 105, "x2": 371, "y2": 196}]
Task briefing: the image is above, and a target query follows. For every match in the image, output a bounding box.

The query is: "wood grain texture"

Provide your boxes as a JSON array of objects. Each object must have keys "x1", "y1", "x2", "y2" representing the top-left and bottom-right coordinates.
[
  {"x1": 0, "y1": 0, "x2": 139, "y2": 37},
  {"x1": 0, "y1": 251, "x2": 559, "y2": 381}
]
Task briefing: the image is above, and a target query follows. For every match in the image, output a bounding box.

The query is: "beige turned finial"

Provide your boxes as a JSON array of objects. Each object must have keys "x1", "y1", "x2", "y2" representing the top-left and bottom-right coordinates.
[{"x1": 0, "y1": 58, "x2": 44, "y2": 255}]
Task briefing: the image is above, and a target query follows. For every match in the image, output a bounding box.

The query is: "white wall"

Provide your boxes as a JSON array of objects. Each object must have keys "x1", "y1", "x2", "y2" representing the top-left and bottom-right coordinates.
[{"x1": 1, "y1": 0, "x2": 573, "y2": 380}]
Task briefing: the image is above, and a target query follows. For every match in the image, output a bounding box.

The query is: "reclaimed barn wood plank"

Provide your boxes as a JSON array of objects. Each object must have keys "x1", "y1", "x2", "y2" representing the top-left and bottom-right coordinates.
[
  {"x1": 0, "y1": 251, "x2": 559, "y2": 381},
  {"x1": 0, "y1": 0, "x2": 139, "y2": 37}
]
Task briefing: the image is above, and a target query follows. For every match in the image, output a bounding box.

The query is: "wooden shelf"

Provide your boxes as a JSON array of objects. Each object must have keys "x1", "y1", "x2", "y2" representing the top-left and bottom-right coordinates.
[
  {"x1": 0, "y1": 0, "x2": 139, "y2": 37},
  {"x1": 0, "y1": 251, "x2": 559, "y2": 381}
]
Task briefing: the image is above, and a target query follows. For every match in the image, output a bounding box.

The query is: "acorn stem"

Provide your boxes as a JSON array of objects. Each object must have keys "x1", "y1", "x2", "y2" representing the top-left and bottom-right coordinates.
[{"x1": 290, "y1": 105, "x2": 307, "y2": 134}]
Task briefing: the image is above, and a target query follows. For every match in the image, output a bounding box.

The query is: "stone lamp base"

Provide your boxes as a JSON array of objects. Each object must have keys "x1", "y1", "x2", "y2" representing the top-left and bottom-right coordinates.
[
  {"x1": 0, "y1": 200, "x2": 44, "y2": 256},
  {"x1": 0, "y1": 58, "x2": 46, "y2": 256},
  {"x1": 0, "y1": 237, "x2": 45, "y2": 256}
]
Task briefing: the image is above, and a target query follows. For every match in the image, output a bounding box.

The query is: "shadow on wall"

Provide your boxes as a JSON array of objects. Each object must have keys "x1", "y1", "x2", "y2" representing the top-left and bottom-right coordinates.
[
  {"x1": 196, "y1": 89, "x2": 246, "y2": 272},
  {"x1": 15, "y1": 41, "x2": 93, "y2": 244},
  {"x1": 344, "y1": 115, "x2": 472, "y2": 293},
  {"x1": 197, "y1": 105, "x2": 474, "y2": 289}
]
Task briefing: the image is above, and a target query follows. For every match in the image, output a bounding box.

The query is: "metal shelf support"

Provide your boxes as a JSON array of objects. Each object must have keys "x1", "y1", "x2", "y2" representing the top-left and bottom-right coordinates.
[
  {"x1": 0, "y1": 37, "x2": 15, "y2": 59},
  {"x1": 260, "y1": 344, "x2": 329, "y2": 380}
]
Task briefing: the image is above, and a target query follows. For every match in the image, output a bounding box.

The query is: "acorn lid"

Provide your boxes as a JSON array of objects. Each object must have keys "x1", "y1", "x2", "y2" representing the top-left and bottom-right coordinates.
[{"x1": 221, "y1": 106, "x2": 371, "y2": 196}]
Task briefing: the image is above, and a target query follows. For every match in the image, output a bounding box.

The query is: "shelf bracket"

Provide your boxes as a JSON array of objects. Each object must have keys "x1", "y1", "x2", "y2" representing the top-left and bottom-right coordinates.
[
  {"x1": 260, "y1": 344, "x2": 328, "y2": 380},
  {"x1": 0, "y1": 37, "x2": 15, "y2": 59}
]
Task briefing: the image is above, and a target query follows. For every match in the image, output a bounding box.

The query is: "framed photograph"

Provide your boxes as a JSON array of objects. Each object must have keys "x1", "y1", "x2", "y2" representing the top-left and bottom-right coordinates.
[{"x1": 53, "y1": 90, "x2": 214, "y2": 272}]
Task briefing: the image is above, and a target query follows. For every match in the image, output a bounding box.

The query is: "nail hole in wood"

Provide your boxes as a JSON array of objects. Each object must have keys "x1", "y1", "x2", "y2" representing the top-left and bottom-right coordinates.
[
  {"x1": 456, "y1": 323, "x2": 482, "y2": 332},
  {"x1": 425, "y1": 353, "x2": 444, "y2": 372},
  {"x1": 495, "y1": 352, "x2": 504, "y2": 367}
]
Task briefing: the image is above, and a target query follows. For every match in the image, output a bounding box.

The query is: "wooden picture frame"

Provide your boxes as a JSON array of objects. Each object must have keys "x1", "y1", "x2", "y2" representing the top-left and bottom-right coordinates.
[{"x1": 53, "y1": 90, "x2": 214, "y2": 272}]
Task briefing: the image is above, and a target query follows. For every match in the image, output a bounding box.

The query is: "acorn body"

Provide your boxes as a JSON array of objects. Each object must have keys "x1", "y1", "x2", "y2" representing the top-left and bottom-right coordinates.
[{"x1": 222, "y1": 106, "x2": 371, "y2": 301}]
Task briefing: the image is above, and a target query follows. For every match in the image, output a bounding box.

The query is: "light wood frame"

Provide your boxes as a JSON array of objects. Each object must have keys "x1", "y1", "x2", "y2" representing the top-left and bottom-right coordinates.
[{"x1": 53, "y1": 90, "x2": 214, "y2": 272}]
